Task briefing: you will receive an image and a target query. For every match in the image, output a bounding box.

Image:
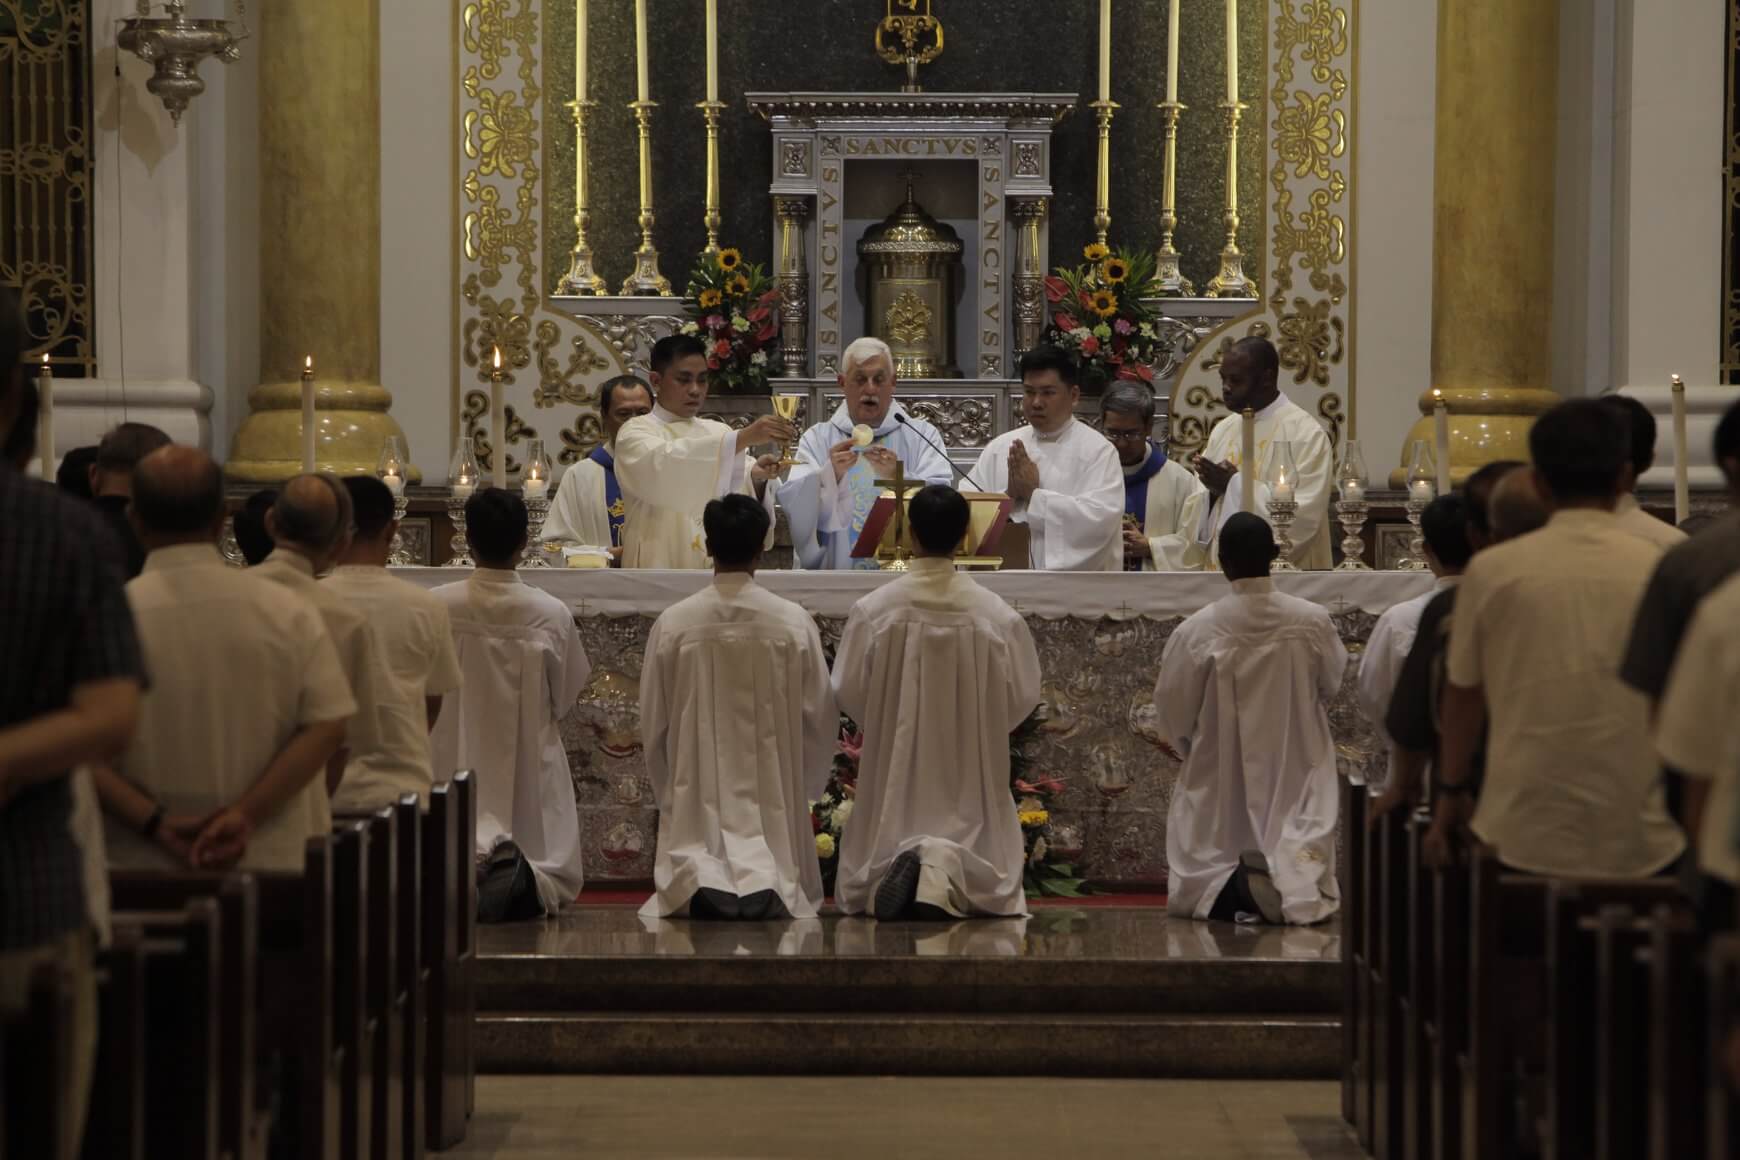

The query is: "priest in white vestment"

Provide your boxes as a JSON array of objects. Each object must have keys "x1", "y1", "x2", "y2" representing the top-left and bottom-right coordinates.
[
  {"x1": 1100, "y1": 382, "x2": 1210, "y2": 571},
  {"x1": 1190, "y1": 337, "x2": 1335, "y2": 570},
  {"x1": 778, "y1": 336, "x2": 955, "y2": 569},
  {"x1": 1155, "y1": 513, "x2": 1346, "y2": 925},
  {"x1": 614, "y1": 334, "x2": 792, "y2": 569},
  {"x1": 639, "y1": 495, "x2": 838, "y2": 920},
  {"x1": 541, "y1": 375, "x2": 654, "y2": 554},
  {"x1": 833, "y1": 486, "x2": 1043, "y2": 919},
  {"x1": 966, "y1": 345, "x2": 1123, "y2": 571},
  {"x1": 429, "y1": 489, "x2": 593, "y2": 920},
  {"x1": 1356, "y1": 494, "x2": 1466, "y2": 789}
]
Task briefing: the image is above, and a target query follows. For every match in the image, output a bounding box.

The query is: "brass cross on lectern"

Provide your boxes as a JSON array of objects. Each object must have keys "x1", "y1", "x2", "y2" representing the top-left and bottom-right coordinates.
[{"x1": 874, "y1": 459, "x2": 926, "y2": 569}]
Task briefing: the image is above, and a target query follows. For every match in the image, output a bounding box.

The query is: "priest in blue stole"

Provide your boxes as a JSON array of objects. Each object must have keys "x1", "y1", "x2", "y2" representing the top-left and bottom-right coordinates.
[
  {"x1": 778, "y1": 337, "x2": 954, "y2": 569},
  {"x1": 1101, "y1": 383, "x2": 1211, "y2": 572},
  {"x1": 542, "y1": 375, "x2": 653, "y2": 555}
]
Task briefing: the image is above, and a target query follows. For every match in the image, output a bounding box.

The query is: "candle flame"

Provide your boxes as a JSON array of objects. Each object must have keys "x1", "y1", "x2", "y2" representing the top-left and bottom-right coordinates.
[
  {"x1": 1432, "y1": 388, "x2": 1443, "y2": 402},
  {"x1": 492, "y1": 347, "x2": 502, "y2": 371},
  {"x1": 304, "y1": 356, "x2": 313, "y2": 374},
  {"x1": 41, "y1": 353, "x2": 50, "y2": 366},
  {"x1": 1670, "y1": 374, "x2": 1684, "y2": 388}
]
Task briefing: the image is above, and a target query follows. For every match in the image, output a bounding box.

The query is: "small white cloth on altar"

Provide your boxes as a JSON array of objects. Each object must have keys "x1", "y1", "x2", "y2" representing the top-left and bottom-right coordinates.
[
  {"x1": 1155, "y1": 577, "x2": 1346, "y2": 924},
  {"x1": 638, "y1": 573, "x2": 837, "y2": 919},
  {"x1": 832, "y1": 557, "x2": 1042, "y2": 917},
  {"x1": 1356, "y1": 575, "x2": 1456, "y2": 788},
  {"x1": 614, "y1": 405, "x2": 771, "y2": 569},
  {"x1": 967, "y1": 418, "x2": 1124, "y2": 571},
  {"x1": 429, "y1": 569, "x2": 592, "y2": 913},
  {"x1": 1195, "y1": 395, "x2": 1336, "y2": 570},
  {"x1": 778, "y1": 402, "x2": 955, "y2": 570}
]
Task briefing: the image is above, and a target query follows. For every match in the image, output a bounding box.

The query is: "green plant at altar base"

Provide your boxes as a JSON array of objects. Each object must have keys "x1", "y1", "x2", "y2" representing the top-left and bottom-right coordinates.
[
  {"x1": 680, "y1": 247, "x2": 780, "y2": 395},
  {"x1": 1041, "y1": 243, "x2": 1171, "y2": 394}
]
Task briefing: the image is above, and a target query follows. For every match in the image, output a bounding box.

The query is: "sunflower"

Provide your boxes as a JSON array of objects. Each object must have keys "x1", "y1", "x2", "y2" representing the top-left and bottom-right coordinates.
[
  {"x1": 716, "y1": 247, "x2": 743, "y2": 271},
  {"x1": 1083, "y1": 242, "x2": 1110, "y2": 262},
  {"x1": 1100, "y1": 257, "x2": 1129, "y2": 284},
  {"x1": 727, "y1": 273, "x2": 751, "y2": 296},
  {"x1": 1089, "y1": 289, "x2": 1119, "y2": 318},
  {"x1": 697, "y1": 287, "x2": 723, "y2": 308}
]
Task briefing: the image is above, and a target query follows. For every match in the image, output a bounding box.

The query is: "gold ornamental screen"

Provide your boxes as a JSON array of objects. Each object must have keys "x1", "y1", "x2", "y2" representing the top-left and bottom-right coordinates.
[{"x1": 1, "y1": 0, "x2": 94, "y2": 374}]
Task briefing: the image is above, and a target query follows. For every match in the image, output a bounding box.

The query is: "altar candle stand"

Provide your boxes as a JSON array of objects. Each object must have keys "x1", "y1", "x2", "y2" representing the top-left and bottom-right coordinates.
[
  {"x1": 1670, "y1": 374, "x2": 1689, "y2": 525},
  {"x1": 520, "y1": 438, "x2": 552, "y2": 569},
  {"x1": 1265, "y1": 441, "x2": 1300, "y2": 573},
  {"x1": 378, "y1": 435, "x2": 412, "y2": 566},
  {"x1": 1239, "y1": 408, "x2": 1256, "y2": 512},
  {"x1": 489, "y1": 346, "x2": 506, "y2": 490},
  {"x1": 1432, "y1": 388, "x2": 1451, "y2": 493},
  {"x1": 300, "y1": 355, "x2": 316, "y2": 473},
  {"x1": 36, "y1": 355, "x2": 53, "y2": 480},
  {"x1": 1400, "y1": 439, "x2": 1435, "y2": 571},
  {"x1": 448, "y1": 436, "x2": 480, "y2": 567},
  {"x1": 1333, "y1": 438, "x2": 1371, "y2": 571}
]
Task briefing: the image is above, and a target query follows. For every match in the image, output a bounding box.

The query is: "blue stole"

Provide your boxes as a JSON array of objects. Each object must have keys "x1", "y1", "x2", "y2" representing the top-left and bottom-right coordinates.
[
  {"x1": 589, "y1": 445, "x2": 625, "y2": 548},
  {"x1": 1122, "y1": 443, "x2": 1167, "y2": 573}
]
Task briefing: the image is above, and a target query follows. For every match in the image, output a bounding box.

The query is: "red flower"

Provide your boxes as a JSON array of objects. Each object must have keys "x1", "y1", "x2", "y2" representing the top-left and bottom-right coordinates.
[
  {"x1": 811, "y1": 810, "x2": 823, "y2": 833},
  {"x1": 758, "y1": 288, "x2": 782, "y2": 306},
  {"x1": 756, "y1": 322, "x2": 778, "y2": 343},
  {"x1": 747, "y1": 305, "x2": 772, "y2": 324},
  {"x1": 714, "y1": 339, "x2": 732, "y2": 358},
  {"x1": 1078, "y1": 290, "x2": 1096, "y2": 312},
  {"x1": 1043, "y1": 275, "x2": 1068, "y2": 303},
  {"x1": 1080, "y1": 336, "x2": 1100, "y2": 356},
  {"x1": 1053, "y1": 311, "x2": 1080, "y2": 333},
  {"x1": 1117, "y1": 362, "x2": 1155, "y2": 383},
  {"x1": 707, "y1": 357, "x2": 721, "y2": 370}
]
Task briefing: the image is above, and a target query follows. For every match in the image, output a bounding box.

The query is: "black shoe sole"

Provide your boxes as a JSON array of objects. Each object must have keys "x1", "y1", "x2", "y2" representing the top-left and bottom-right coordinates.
[{"x1": 874, "y1": 850, "x2": 922, "y2": 921}]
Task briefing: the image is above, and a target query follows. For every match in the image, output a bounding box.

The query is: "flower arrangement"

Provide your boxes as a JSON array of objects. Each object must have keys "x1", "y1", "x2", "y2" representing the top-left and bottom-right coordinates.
[
  {"x1": 680, "y1": 247, "x2": 781, "y2": 395},
  {"x1": 1041, "y1": 243, "x2": 1170, "y2": 392},
  {"x1": 810, "y1": 717, "x2": 861, "y2": 892}
]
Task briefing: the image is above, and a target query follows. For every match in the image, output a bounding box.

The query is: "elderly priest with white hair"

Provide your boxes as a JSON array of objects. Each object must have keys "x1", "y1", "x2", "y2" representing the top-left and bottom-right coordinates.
[
  {"x1": 966, "y1": 345, "x2": 1124, "y2": 570},
  {"x1": 778, "y1": 336, "x2": 955, "y2": 569}
]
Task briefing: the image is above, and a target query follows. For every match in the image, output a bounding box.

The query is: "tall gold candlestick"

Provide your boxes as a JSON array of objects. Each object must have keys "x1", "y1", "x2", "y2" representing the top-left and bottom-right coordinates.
[
  {"x1": 1154, "y1": 100, "x2": 1192, "y2": 296},
  {"x1": 621, "y1": 99, "x2": 672, "y2": 296},
  {"x1": 698, "y1": 100, "x2": 725, "y2": 259},
  {"x1": 1091, "y1": 99, "x2": 1116, "y2": 247},
  {"x1": 1204, "y1": 100, "x2": 1256, "y2": 298},
  {"x1": 557, "y1": 0, "x2": 604, "y2": 295}
]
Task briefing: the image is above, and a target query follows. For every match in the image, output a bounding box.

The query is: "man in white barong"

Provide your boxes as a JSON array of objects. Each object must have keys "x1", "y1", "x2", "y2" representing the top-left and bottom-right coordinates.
[
  {"x1": 778, "y1": 336, "x2": 955, "y2": 569},
  {"x1": 1355, "y1": 494, "x2": 1468, "y2": 792},
  {"x1": 1191, "y1": 337, "x2": 1335, "y2": 569},
  {"x1": 1155, "y1": 513, "x2": 1346, "y2": 925},
  {"x1": 540, "y1": 374, "x2": 653, "y2": 555},
  {"x1": 1101, "y1": 382, "x2": 1210, "y2": 571},
  {"x1": 966, "y1": 345, "x2": 1123, "y2": 570},
  {"x1": 613, "y1": 334, "x2": 793, "y2": 569},
  {"x1": 429, "y1": 489, "x2": 593, "y2": 922},
  {"x1": 833, "y1": 485, "x2": 1043, "y2": 920},
  {"x1": 638, "y1": 494, "x2": 837, "y2": 920}
]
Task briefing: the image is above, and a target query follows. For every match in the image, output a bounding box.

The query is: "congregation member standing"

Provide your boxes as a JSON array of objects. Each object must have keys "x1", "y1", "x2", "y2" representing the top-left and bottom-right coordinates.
[
  {"x1": 99, "y1": 446, "x2": 354, "y2": 872},
  {"x1": 1154, "y1": 514, "x2": 1346, "y2": 925},
  {"x1": 255, "y1": 474, "x2": 401, "y2": 794},
  {"x1": 833, "y1": 486, "x2": 1042, "y2": 920},
  {"x1": 324, "y1": 476, "x2": 463, "y2": 810},
  {"x1": 966, "y1": 345, "x2": 1124, "y2": 570},
  {"x1": 1599, "y1": 392, "x2": 1688, "y2": 550},
  {"x1": 778, "y1": 336, "x2": 954, "y2": 570},
  {"x1": 430, "y1": 489, "x2": 591, "y2": 922},
  {"x1": 0, "y1": 286, "x2": 145, "y2": 1153},
  {"x1": 1101, "y1": 382, "x2": 1210, "y2": 571},
  {"x1": 1436, "y1": 399, "x2": 1683, "y2": 877},
  {"x1": 1190, "y1": 337, "x2": 1335, "y2": 569},
  {"x1": 639, "y1": 495, "x2": 837, "y2": 920},
  {"x1": 86, "y1": 422, "x2": 170, "y2": 578},
  {"x1": 540, "y1": 373, "x2": 653, "y2": 556},
  {"x1": 613, "y1": 334, "x2": 791, "y2": 569}
]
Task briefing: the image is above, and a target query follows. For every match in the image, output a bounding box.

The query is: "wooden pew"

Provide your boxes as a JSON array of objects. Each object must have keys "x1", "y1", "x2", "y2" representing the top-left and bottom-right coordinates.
[
  {"x1": 1428, "y1": 839, "x2": 1471, "y2": 1160},
  {"x1": 254, "y1": 838, "x2": 340, "y2": 1160},
  {"x1": 1646, "y1": 904, "x2": 1704, "y2": 1160},
  {"x1": 2, "y1": 955, "x2": 79, "y2": 1160},
  {"x1": 1342, "y1": 780, "x2": 1372, "y2": 1144},
  {"x1": 423, "y1": 775, "x2": 469, "y2": 1150},
  {"x1": 1372, "y1": 805, "x2": 1411, "y2": 1160},
  {"x1": 84, "y1": 925, "x2": 148, "y2": 1160},
  {"x1": 337, "y1": 806, "x2": 407, "y2": 1160},
  {"x1": 455, "y1": 771, "x2": 478, "y2": 1124},
  {"x1": 119, "y1": 899, "x2": 224, "y2": 1160},
  {"x1": 1707, "y1": 935, "x2": 1740, "y2": 1160},
  {"x1": 1401, "y1": 808, "x2": 1436, "y2": 1160},
  {"x1": 1592, "y1": 906, "x2": 1663, "y2": 1160},
  {"x1": 1460, "y1": 848, "x2": 1548, "y2": 1160},
  {"x1": 394, "y1": 794, "x2": 427, "y2": 1160},
  {"x1": 330, "y1": 822, "x2": 375, "y2": 1160}
]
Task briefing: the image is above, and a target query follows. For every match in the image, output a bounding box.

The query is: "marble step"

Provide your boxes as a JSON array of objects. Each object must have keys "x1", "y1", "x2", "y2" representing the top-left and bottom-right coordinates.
[
  {"x1": 475, "y1": 953, "x2": 1338, "y2": 1016},
  {"x1": 476, "y1": 1010, "x2": 1340, "y2": 1078}
]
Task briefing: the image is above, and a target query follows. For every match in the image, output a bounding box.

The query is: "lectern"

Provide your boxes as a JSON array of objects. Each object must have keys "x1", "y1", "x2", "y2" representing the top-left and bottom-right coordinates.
[{"x1": 848, "y1": 463, "x2": 1016, "y2": 569}]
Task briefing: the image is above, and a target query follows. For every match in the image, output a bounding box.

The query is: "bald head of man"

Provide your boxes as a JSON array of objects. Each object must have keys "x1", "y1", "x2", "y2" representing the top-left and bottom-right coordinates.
[
  {"x1": 131, "y1": 445, "x2": 227, "y2": 548},
  {"x1": 1488, "y1": 466, "x2": 1550, "y2": 543},
  {"x1": 267, "y1": 473, "x2": 354, "y2": 571}
]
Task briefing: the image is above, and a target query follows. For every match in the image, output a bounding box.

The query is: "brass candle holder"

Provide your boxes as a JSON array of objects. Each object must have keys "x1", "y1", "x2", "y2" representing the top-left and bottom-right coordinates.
[
  {"x1": 1090, "y1": 98, "x2": 1117, "y2": 247},
  {"x1": 1154, "y1": 100, "x2": 1194, "y2": 296},
  {"x1": 620, "y1": 99, "x2": 672, "y2": 296},
  {"x1": 556, "y1": 98, "x2": 607, "y2": 295},
  {"x1": 1205, "y1": 101, "x2": 1257, "y2": 298},
  {"x1": 698, "y1": 99, "x2": 726, "y2": 260}
]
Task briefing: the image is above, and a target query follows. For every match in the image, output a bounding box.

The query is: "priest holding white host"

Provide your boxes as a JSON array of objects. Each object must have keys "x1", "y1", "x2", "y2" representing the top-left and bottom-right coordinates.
[
  {"x1": 1101, "y1": 382, "x2": 1212, "y2": 572},
  {"x1": 638, "y1": 495, "x2": 838, "y2": 921},
  {"x1": 1154, "y1": 513, "x2": 1346, "y2": 926},
  {"x1": 1190, "y1": 337, "x2": 1335, "y2": 570},
  {"x1": 777, "y1": 336, "x2": 955, "y2": 570},
  {"x1": 540, "y1": 374, "x2": 653, "y2": 556},
  {"x1": 966, "y1": 345, "x2": 1124, "y2": 571},
  {"x1": 613, "y1": 334, "x2": 793, "y2": 570}
]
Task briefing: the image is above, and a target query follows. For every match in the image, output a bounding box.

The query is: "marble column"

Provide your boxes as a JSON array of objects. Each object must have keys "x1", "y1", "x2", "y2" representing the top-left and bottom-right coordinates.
[
  {"x1": 1392, "y1": 0, "x2": 1561, "y2": 486},
  {"x1": 225, "y1": 0, "x2": 418, "y2": 482}
]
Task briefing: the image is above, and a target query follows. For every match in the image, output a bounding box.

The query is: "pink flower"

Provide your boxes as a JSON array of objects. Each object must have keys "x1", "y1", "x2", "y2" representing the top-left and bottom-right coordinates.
[
  {"x1": 1114, "y1": 318, "x2": 1134, "y2": 335},
  {"x1": 1053, "y1": 311, "x2": 1080, "y2": 333},
  {"x1": 1044, "y1": 275, "x2": 1068, "y2": 303},
  {"x1": 838, "y1": 730, "x2": 864, "y2": 762},
  {"x1": 705, "y1": 314, "x2": 726, "y2": 330}
]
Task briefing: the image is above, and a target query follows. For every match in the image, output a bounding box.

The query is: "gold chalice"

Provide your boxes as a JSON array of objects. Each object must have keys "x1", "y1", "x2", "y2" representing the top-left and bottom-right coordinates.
[{"x1": 772, "y1": 395, "x2": 802, "y2": 468}]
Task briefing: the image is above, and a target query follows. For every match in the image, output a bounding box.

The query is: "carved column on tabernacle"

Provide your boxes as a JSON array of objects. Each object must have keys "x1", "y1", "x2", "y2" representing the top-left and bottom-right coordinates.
[
  {"x1": 1392, "y1": 0, "x2": 1560, "y2": 486},
  {"x1": 1009, "y1": 196, "x2": 1048, "y2": 356},
  {"x1": 225, "y1": 0, "x2": 417, "y2": 482},
  {"x1": 774, "y1": 195, "x2": 811, "y2": 377}
]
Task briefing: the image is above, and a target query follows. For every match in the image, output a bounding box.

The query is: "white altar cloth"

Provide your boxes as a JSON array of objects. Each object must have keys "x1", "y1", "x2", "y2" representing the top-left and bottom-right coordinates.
[{"x1": 393, "y1": 568, "x2": 1434, "y2": 621}]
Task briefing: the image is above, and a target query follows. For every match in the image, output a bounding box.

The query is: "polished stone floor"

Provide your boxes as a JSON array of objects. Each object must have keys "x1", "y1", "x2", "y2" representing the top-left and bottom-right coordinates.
[
  {"x1": 478, "y1": 905, "x2": 1344, "y2": 962},
  {"x1": 448, "y1": 1075, "x2": 1362, "y2": 1159}
]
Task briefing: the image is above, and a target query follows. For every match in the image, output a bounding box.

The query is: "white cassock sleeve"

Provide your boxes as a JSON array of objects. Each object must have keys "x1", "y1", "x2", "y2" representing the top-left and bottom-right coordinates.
[
  {"x1": 615, "y1": 417, "x2": 742, "y2": 511},
  {"x1": 800, "y1": 620, "x2": 841, "y2": 802},
  {"x1": 1146, "y1": 465, "x2": 1211, "y2": 572},
  {"x1": 1153, "y1": 621, "x2": 1206, "y2": 757},
  {"x1": 1001, "y1": 615, "x2": 1045, "y2": 732},
  {"x1": 1026, "y1": 444, "x2": 1124, "y2": 571},
  {"x1": 735, "y1": 453, "x2": 779, "y2": 549},
  {"x1": 778, "y1": 426, "x2": 836, "y2": 569},
  {"x1": 541, "y1": 460, "x2": 610, "y2": 546},
  {"x1": 830, "y1": 607, "x2": 874, "y2": 727},
  {"x1": 639, "y1": 615, "x2": 673, "y2": 812},
  {"x1": 1356, "y1": 606, "x2": 1411, "y2": 732},
  {"x1": 545, "y1": 612, "x2": 592, "y2": 723},
  {"x1": 1286, "y1": 420, "x2": 1337, "y2": 563}
]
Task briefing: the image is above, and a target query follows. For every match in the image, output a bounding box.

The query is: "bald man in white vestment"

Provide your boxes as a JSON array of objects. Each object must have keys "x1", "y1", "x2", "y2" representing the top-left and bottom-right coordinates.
[
  {"x1": 1155, "y1": 514, "x2": 1346, "y2": 925},
  {"x1": 540, "y1": 375, "x2": 653, "y2": 554},
  {"x1": 613, "y1": 334, "x2": 792, "y2": 569},
  {"x1": 430, "y1": 489, "x2": 593, "y2": 920},
  {"x1": 639, "y1": 495, "x2": 838, "y2": 920},
  {"x1": 966, "y1": 345, "x2": 1123, "y2": 571},
  {"x1": 1190, "y1": 338, "x2": 1335, "y2": 570},
  {"x1": 1101, "y1": 383, "x2": 1211, "y2": 571},
  {"x1": 833, "y1": 486, "x2": 1043, "y2": 920},
  {"x1": 778, "y1": 336, "x2": 955, "y2": 570}
]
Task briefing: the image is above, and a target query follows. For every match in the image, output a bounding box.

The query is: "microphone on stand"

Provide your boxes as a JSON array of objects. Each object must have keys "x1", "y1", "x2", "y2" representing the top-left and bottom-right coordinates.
[{"x1": 894, "y1": 412, "x2": 982, "y2": 490}]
